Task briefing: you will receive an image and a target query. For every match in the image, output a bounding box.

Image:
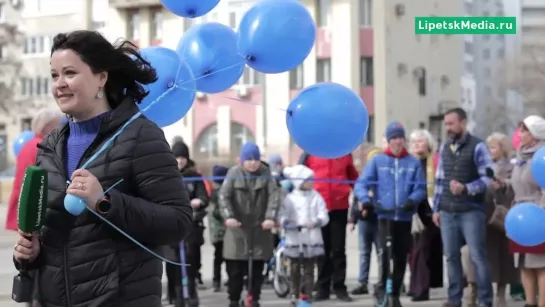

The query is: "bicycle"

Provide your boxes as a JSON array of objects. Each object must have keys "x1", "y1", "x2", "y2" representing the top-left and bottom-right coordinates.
[{"x1": 271, "y1": 231, "x2": 290, "y2": 298}]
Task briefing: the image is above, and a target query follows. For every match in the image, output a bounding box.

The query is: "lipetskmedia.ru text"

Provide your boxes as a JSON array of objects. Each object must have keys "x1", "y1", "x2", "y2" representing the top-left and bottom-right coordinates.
[{"x1": 415, "y1": 17, "x2": 516, "y2": 34}]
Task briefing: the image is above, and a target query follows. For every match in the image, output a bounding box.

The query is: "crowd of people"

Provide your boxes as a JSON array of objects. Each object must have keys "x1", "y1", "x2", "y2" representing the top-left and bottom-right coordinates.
[
  {"x1": 162, "y1": 107, "x2": 545, "y2": 307},
  {"x1": 5, "y1": 29, "x2": 545, "y2": 307}
]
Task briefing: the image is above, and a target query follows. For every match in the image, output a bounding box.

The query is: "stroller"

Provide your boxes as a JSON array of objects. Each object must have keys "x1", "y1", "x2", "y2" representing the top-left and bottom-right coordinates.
[{"x1": 270, "y1": 228, "x2": 290, "y2": 298}]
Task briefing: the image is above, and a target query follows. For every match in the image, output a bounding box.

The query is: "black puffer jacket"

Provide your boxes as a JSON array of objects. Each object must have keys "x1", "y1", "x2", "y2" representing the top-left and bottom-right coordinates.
[{"x1": 23, "y1": 100, "x2": 193, "y2": 307}]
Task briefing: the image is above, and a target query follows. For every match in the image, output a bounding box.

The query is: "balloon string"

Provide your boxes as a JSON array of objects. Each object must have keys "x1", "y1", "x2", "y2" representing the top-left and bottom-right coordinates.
[
  {"x1": 183, "y1": 175, "x2": 433, "y2": 185},
  {"x1": 82, "y1": 178, "x2": 188, "y2": 266},
  {"x1": 176, "y1": 60, "x2": 246, "y2": 87}
]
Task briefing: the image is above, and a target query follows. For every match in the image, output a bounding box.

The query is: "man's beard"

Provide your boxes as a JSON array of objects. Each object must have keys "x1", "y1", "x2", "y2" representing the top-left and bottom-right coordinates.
[{"x1": 448, "y1": 131, "x2": 463, "y2": 140}]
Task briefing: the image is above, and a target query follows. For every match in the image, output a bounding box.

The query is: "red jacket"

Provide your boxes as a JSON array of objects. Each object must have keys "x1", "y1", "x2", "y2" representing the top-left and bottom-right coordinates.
[
  {"x1": 302, "y1": 154, "x2": 359, "y2": 211},
  {"x1": 6, "y1": 136, "x2": 42, "y2": 231}
]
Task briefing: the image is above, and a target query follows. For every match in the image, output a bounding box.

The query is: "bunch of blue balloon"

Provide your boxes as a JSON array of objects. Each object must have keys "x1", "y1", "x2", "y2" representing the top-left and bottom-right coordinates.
[
  {"x1": 504, "y1": 147, "x2": 545, "y2": 246},
  {"x1": 156, "y1": 0, "x2": 370, "y2": 159},
  {"x1": 12, "y1": 131, "x2": 35, "y2": 157}
]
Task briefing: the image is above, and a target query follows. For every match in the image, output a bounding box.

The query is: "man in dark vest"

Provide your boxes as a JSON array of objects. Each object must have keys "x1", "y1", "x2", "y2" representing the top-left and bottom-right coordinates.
[{"x1": 432, "y1": 108, "x2": 494, "y2": 307}]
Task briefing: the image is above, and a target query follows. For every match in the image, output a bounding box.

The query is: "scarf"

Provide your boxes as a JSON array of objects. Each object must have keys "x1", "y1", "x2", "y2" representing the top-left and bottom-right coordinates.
[{"x1": 415, "y1": 152, "x2": 435, "y2": 198}]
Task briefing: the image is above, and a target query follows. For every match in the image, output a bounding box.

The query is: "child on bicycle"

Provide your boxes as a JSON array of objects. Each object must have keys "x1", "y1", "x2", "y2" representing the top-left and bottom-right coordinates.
[
  {"x1": 354, "y1": 122, "x2": 426, "y2": 307},
  {"x1": 278, "y1": 165, "x2": 329, "y2": 304}
]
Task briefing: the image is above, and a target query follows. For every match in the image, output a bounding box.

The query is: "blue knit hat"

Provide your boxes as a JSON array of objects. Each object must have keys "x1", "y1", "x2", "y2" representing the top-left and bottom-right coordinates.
[
  {"x1": 240, "y1": 141, "x2": 261, "y2": 162},
  {"x1": 385, "y1": 121, "x2": 405, "y2": 141},
  {"x1": 212, "y1": 165, "x2": 229, "y2": 184},
  {"x1": 268, "y1": 153, "x2": 283, "y2": 166}
]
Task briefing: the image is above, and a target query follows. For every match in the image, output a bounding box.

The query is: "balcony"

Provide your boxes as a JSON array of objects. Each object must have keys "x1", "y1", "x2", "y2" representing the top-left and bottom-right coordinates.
[{"x1": 109, "y1": 0, "x2": 161, "y2": 9}]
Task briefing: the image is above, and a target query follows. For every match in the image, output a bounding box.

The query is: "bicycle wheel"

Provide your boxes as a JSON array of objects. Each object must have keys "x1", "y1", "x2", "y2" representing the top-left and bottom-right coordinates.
[{"x1": 273, "y1": 274, "x2": 290, "y2": 298}]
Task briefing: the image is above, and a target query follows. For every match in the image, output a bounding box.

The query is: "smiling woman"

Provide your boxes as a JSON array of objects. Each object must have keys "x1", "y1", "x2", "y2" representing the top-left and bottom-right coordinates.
[{"x1": 12, "y1": 30, "x2": 193, "y2": 307}]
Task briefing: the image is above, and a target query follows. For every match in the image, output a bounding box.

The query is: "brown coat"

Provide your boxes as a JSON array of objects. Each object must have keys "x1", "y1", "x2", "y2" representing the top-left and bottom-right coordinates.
[{"x1": 464, "y1": 158, "x2": 518, "y2": 284}]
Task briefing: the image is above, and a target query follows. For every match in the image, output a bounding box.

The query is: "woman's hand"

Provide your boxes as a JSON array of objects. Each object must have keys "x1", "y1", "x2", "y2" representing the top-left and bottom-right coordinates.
[
  {"x1": 67, "y1": 169, "x2": 104, "y2": 210},
  {"x1": 14, "y1": 230, "x2": 40, "y2": 263},
  {"x1": 491, "y1": 179, "x2": 505, "y2": 190}
]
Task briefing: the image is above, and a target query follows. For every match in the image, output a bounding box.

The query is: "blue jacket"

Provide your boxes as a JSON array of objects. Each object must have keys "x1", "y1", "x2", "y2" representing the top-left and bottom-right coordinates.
[{"x1": 354, "y1": 152, "x2": 427, "y2": 221}]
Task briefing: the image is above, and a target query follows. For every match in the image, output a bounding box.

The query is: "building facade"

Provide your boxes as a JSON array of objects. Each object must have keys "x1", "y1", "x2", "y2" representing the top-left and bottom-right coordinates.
[
  {"x1": 0, "y1": 0, "x2": 107, "y2": 166},
  {"x1": 0, "y1": 0, "x2": 24, "y2": 169},
  {"x1": 106, "y1": 0, "x2": 465, "y2": 162},
  {"x1": 519, "y1": 0, "x2": 545, "y2": 116}
]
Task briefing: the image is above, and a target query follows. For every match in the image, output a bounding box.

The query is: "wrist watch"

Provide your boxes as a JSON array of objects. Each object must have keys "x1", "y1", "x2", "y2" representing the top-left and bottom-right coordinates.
[{"x1": 96, "y1": 194, "x2": 111, "y2": 214}]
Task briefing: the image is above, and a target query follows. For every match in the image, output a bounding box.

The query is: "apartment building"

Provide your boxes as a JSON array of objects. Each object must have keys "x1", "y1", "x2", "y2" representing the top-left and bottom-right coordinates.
[
  {"x1": 0, "y1": 0, "x2": 23, "y2": 169},
  {"x1": 0, "y1": 0, "x2": 108, "y2": 165},
  {"x1": 519, "y1": 0, "x2": 545, "y2": 115},
  {"x1": 106, "y1": 0, "x2": 466, "y2": 161}
]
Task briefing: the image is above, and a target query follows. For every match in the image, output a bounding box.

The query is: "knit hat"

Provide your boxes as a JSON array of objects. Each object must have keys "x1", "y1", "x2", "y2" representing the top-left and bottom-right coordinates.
[
  {"x1": 268, "y1": 153, "x2": 283, "y2": 166},
  {"x1": 172, "y1": 141, "x2": 190, "y2": 159},
  {"x1": 240, "y1": 141, "x2": 261, "y2": 162},
  {"x1": 523, "y1": 115, "x2": 545, "y2": 140},
  {"x1": 212, "y1": 165, "x2": 229, "y2": 184},
  {"x1": 385, "y1": 121, "x2": 406, "y2": 141},
  {"x1": 282, "y1": 165, "x2": 314, "y2": 190}
]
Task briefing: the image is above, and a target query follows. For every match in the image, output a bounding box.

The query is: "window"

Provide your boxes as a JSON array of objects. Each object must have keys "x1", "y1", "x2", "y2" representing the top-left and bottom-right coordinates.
[
  {"x1": 42, "y1": 77, "x2": 50, "y2": 95},
  {"x1": 483, "y1": 11, "x2": 489, "y2": 16},
  {"x1": 21, "y1": 118, "x2": 32, "y2": 131},
  {"x1": 482, "y1": 49, "x2": 490, "y2": 60},
  {"x1": 126, "y1": 10, "x2": 140, "y2": 41},
  {"x1": 417, "y1": 67, "x2": 426, "y2": 96},
  {"x1": 239, "y1": 67, "x2": 261, "y2": 85},
  {"x1": 483, "y1": 34, "x2": 490, "y2": 41},
  {"x1": 21, "y1": 77, "x2": 50, "y2": 96},
  {"x1": 464, "y1": 60, "x2": 473, "y2": 74},
  {"x1": 36, "y1": 76, "x2": 43, "y2": 96},
  {"x1": 0, "y1": 44, "x2": 4, "y2": 60},
  {"x1": 289, "y1": 65, "x2": 304, "y2": 89},
  {"x1": 229, "y1": 12, "x2": 237, "y2": 28},
  {"x1": 483, "y1": 67, "x2": 491, "y2": 77},
  {"x1": 316, "y1": 59, "x2": 331, "y2": 82},
  {"x1": 359, "y1": 0, "x2": 372, "y2": 27},
  {"x1": 150, "y1": 8, "x2": 163, "y2": 40},
  {"x1": 366, "y1": 116, "x2": 374, "y2": 143},
  {"x1": 485, "y1": 86, "x2": 492, "y2": 96},
  {"x1": 194, "y1": 122, "x2": 255, "y2": 159},
  {"x1": 315, "y1": 0, "x2": 329, "y2": 27},
  {"x1": 497, "y1": 48, "x2": 504, "y2": 58},
  {"x1": 463, "y1": 2, "x2": 472, "y2": 14},
  {"x1": 464, "y1": 41, "x2": 473, "y2": 54},
  {"x1": 360, "y1": 57, "x2": 373, "y2": 86}
]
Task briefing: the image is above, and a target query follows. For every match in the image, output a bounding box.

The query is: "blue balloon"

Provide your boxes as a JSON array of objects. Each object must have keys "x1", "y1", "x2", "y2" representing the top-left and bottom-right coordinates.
[
  {"x1": 64, "y1": 194, "x2": 86, "y2": 216},
  {"x1": 286, "y1": 83, "x2": 369, "y2": 159},
  {"x1": 505, "y1": 202, "x2": 545, "y2": 246},
  {"x1": 237, "y1": 0, "x2": 316, "y2": 73},
  {"x1": 531, "y1": 146, "x2": 545, "y2": 188},
  {"x1": 160, "y1": 0, "x2": 219, "y2": 18},
  {"x1": 177, "y1": 22, "x2": 245, "y2": 93},
  {"x1": 13, "y1": 131, "x2": 34, "y2": 157},
  {"x1": 139, "y1": 47, "x2": 196, "y2": 127}
]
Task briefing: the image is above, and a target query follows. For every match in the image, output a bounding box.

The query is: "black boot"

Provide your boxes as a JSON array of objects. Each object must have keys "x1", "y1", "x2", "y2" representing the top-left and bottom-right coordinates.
[
  {"x1": 351, "y1": 283, "x2": 369, "y2": 295},
  {"x1": 213, "y1": 280, "x2": 221, "y2": 292}
]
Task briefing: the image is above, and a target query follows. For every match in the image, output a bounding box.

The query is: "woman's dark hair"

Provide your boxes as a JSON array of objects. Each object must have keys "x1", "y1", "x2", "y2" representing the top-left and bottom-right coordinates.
[{"x1": 51, "y1": 30, "x2": 157, "y2": 108}]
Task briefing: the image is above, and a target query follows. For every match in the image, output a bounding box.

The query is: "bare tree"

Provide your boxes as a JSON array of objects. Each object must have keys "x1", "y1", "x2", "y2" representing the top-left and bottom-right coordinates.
[
  {"x1": 0, "y1": 3, "x2": 34, "y2": 114},
  {"x1": 503, "y1": 45, "x2": 545, "y2": 116}
]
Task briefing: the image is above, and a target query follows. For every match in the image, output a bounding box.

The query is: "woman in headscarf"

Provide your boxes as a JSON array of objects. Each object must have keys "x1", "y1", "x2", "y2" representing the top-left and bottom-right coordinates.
[
  {"x1": 407, "y1": 129, "x2": 443, "y2": 302},
  {"x1": 493, "y1": 116, "x2": 545, "y2": 307},
  {"x1": 462, "y1": 132, "x2": 518, "y2": 307}
]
